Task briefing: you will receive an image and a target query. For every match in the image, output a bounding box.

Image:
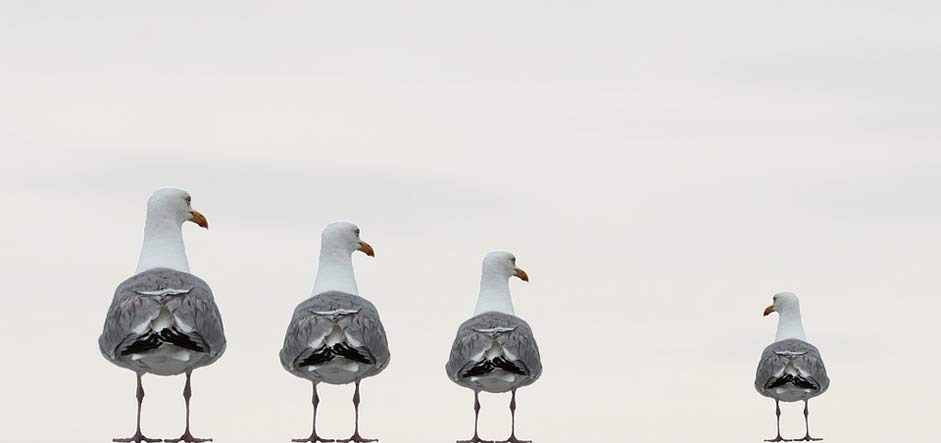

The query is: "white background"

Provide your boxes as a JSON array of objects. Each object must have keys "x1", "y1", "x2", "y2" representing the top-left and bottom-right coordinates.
[{"x1": 1, "y1": 1, "x2": 939, "y2": 442}]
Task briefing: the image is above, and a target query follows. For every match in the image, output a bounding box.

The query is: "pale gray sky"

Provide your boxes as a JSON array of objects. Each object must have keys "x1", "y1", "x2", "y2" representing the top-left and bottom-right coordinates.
[{"x1": 1, "y1": 1, "x2": 939, "y2": 442}]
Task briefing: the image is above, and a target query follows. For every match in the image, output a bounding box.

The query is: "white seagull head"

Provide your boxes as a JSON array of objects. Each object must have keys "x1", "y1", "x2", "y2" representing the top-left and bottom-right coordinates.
[
  {"x1": 146, "y1": 187, "x2": 208, "y2": 230},
  {"x1": 321, "y1": 221, "x2": 374, "y2": 257},
  {"x1": 764, "y1": 291, "x2": 800, "y2": 317},
  {"x1": 482, "y1": 251, "x2": 528, "y2": 282}
]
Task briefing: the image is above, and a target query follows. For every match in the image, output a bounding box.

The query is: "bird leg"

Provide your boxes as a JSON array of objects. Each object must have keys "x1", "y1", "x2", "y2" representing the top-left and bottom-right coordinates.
[
  {"x1": 496, "y1": 389, "x2": 530, "y2": 443},
  {"x1": 337, "y1": 380, "x2": 377, "y2": 443},
  {"x1": 293, "y1": 382, "x2": 335, "y2": 443},
  {"x1": 165, "y1": 371, "x2": 212, "y2": 443},
  {"x1": 793, "y1": 400, "x2": 822, "y2": 441},
  {"x1": 764, "y1": 400, "x2": 792, "y2": 442},
  {"x1": 458, "y1": 391, "x2": 494, "y2": 443},
  {"x1": 113, "y1": 373, "x2": 162, "y2": 443}
]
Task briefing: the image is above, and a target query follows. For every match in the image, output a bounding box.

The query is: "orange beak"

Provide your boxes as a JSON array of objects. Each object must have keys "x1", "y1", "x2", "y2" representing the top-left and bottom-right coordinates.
[
  {"x1": 358, "y1": 241, "x2": 375, "y2": 257},
  {"x1": 513, "y1": 267, "x2": 529, "y2": 282},
  {"x1": 763, "y1": 305, "x2": 775, "y2": 316},
  {"x1": 189, "y1": 210, "x2": 209, "y2": 229}
]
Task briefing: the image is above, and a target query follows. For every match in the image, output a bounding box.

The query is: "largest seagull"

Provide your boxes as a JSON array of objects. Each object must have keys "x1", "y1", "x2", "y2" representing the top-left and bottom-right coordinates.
[
  {"x1": 281, "y1": 222, "x2": 390, "y2": 443},
  {"x1": 99, "y1": 187, "x2": 226, "y2": 443}
]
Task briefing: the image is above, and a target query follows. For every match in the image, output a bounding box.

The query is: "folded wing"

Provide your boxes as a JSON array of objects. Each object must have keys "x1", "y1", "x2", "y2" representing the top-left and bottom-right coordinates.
[
  {"x1": 755, "y1": 338, "x2": 829, "y2": 400},
  {"x1": 447, "y1": 312, "x2": 542, "y2": 392},
  {"x1": 99, "y1": 268, "x2": 226, "y2": 374}
]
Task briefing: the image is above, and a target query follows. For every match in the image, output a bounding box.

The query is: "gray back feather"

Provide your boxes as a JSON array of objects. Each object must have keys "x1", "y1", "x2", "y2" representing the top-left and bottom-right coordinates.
[
  {"x1": 280, "y1": 291, "x2": 390, "y2": 378},
  {"x1": 755, "y1": 338, "x2": 829, "y2": 398},
  {"x1": 98, "y1": 268, "x2": 226, "y2": 370},
  {"x1": 446, "y1": 311, "x2": 542, "y2": 388}
]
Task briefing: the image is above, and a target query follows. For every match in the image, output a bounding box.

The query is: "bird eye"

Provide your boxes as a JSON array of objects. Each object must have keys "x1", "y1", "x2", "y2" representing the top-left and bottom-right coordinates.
[
  {"x1": 511, "y1": 257, "x2": 516, "y2": 264},
  {"x1": 185, "y1": 196, "x2": 192, "y2": 205},
  {"x1": 354, "y1": 228, "x2": 361, "y2": 236}
]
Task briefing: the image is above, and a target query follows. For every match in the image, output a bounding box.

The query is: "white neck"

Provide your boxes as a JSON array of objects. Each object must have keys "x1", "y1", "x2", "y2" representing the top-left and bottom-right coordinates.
[
  {"x1": 474, "y1": 271, "x2": 514, "y2": 315},
  {"x1": 312, "y1": 247, "x2": 358, "y2": 296},
  {"x1": 136, "y1": 214, "x2": 189, "y2": 273},
  {"x1": 774, "y1": 307, "x2": 807, "y2": 342}
]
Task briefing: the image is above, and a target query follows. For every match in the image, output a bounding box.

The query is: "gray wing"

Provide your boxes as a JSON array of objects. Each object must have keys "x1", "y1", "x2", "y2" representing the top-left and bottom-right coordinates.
[
  {"x1": 755, "y1": 338, "x2": 829, "y2": 396},
  {"x1": 446, "y1": 312, "x2": 542, "y2": 386},
  {"x1": 280, "y1": 291, "x2": 390, "y2": 374},
  {"x1": 163, "y1": 273, "x2": 227, "y2": 360},
  {"x1": 99, "y1": 268, "x2": 226, "y2": 367},
  {"x1": 99, "y1": 275, "x2": 164, "y2": 362}
]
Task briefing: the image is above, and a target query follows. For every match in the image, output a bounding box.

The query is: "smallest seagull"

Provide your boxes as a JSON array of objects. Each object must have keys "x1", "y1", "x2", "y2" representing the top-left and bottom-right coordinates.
[
  {"x1": 755, "y1": 292, "x2": 830, "y2": 442},
  {"x1": 447, "y1": 251, "x2": 542, "y2": 443}
]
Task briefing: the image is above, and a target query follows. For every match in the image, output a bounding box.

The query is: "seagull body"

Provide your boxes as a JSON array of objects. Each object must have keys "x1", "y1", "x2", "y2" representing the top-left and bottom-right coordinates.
[
  {"x1": 100, "y1": 269, "x2": 225, "y2": 377},
  {"x1": 446, "y1": 312, "x2": 541, "y2": 395},
  {"x1": 281, "y1": 291, "x2": 389, "y2": 386},
  {"x1": 755, "y1": 339, "x2": 828, "y2": 403},
  {"x1": 447, "y1": 251, "x2": 541, "y2": 443},
  {"x1": 755, "y1": 292, "x2": 829, "y2": 442},
  {"x1": 99, "y1": 187, "x2": 225, "y2": 443},
  {"x1": 281, "y1": 222, "x2": 388, "y2": 443}
]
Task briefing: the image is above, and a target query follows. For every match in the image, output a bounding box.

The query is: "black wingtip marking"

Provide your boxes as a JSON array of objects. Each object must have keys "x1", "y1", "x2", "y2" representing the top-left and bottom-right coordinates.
[
  {"x1": 299, "y1": 348, "x2": 334, "y2": 367},
  {"x1": 120, "y1": 328, "x2": 205, "y2": 356},
  {"x1": 462, "y1": 361, "x2": 495, "y2": 378},
  {"x1": 120, "y1": 334, "x2": 162, "y2": 356},
  {"x1": 159, "y1": 328, "x2": 205, "y2": 352},
  {"x1": 493, "y1": 357, "x2": 528, "y2": 375},
  {"x1": 765, "y1": 373, "x2": 819, "y2": 390},
  {"x1": 461, "y1": 357, "x2": 528, "y2": 378},
  {"x1": 298, "y1": 343, "x2": 374, "y2": 367},
  {"x1": 332, "y1": 343, "x2": 373, "y2": 364}
]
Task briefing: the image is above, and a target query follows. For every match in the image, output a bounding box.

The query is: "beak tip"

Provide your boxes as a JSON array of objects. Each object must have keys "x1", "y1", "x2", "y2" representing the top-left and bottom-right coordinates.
[
  {"x1": 190, "y1": 211, "x2": 209, "y2": 229},
  {"x1": 358, "y1": 241, "x2": 375, "y2": 257}
]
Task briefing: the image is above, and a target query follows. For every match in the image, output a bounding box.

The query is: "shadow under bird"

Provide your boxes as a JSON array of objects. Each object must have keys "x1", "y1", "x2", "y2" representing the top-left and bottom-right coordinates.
[
  {"x1": 280, "y1": 222, "x2": 390, "y2": 443},
  {"x1": 755, "y1": 292, "x2": 829, "y2": 442},
  {"x1": 446, "y1": 251, "x2": 542, "y2": 443},
  {"x1": 99, "y1": 187, "x2": 226, "y2": 443}
]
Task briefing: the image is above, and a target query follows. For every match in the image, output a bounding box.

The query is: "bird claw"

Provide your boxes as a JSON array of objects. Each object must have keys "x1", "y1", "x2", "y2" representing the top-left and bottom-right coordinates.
[
  {"x1": 164, "y1": 432, "x2": 212, "y2": 443},
  {"x1": 457, "y1": 436, "x2": 494, "y2": 443},
  {"x1": 113, "y1": 432, "x2": 162, "y2": 443},
  {"x1": 336, "y1": 433, "x2": 377, "y2": 443},
  {"x1": 292, "y1": 436, "x2": 336, "y2": 443},
  {"x1": 794, "y1": 437, "x2": 822, "y2": 442},
  {"x1": 764, "y1": 437, "x2": 792, "y2": 442},
  {"x1": 496, "y1": 437, "x2": 531, "y2": 443}
]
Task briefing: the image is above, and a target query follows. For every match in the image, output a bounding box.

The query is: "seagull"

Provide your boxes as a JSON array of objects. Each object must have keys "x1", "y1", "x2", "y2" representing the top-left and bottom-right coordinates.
[
  {"x1": 280, "y1": 222, "x2": 390, "y2": 443},
  {"x1": 446, "y1": 251, "x2": 542, "y2": 443},
  {"x1": 755, "y1": 292, "x2": 830, "y2": 442},
  {"x1": 99, "y1": 187, "x2": 226, "y2": 443}
]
